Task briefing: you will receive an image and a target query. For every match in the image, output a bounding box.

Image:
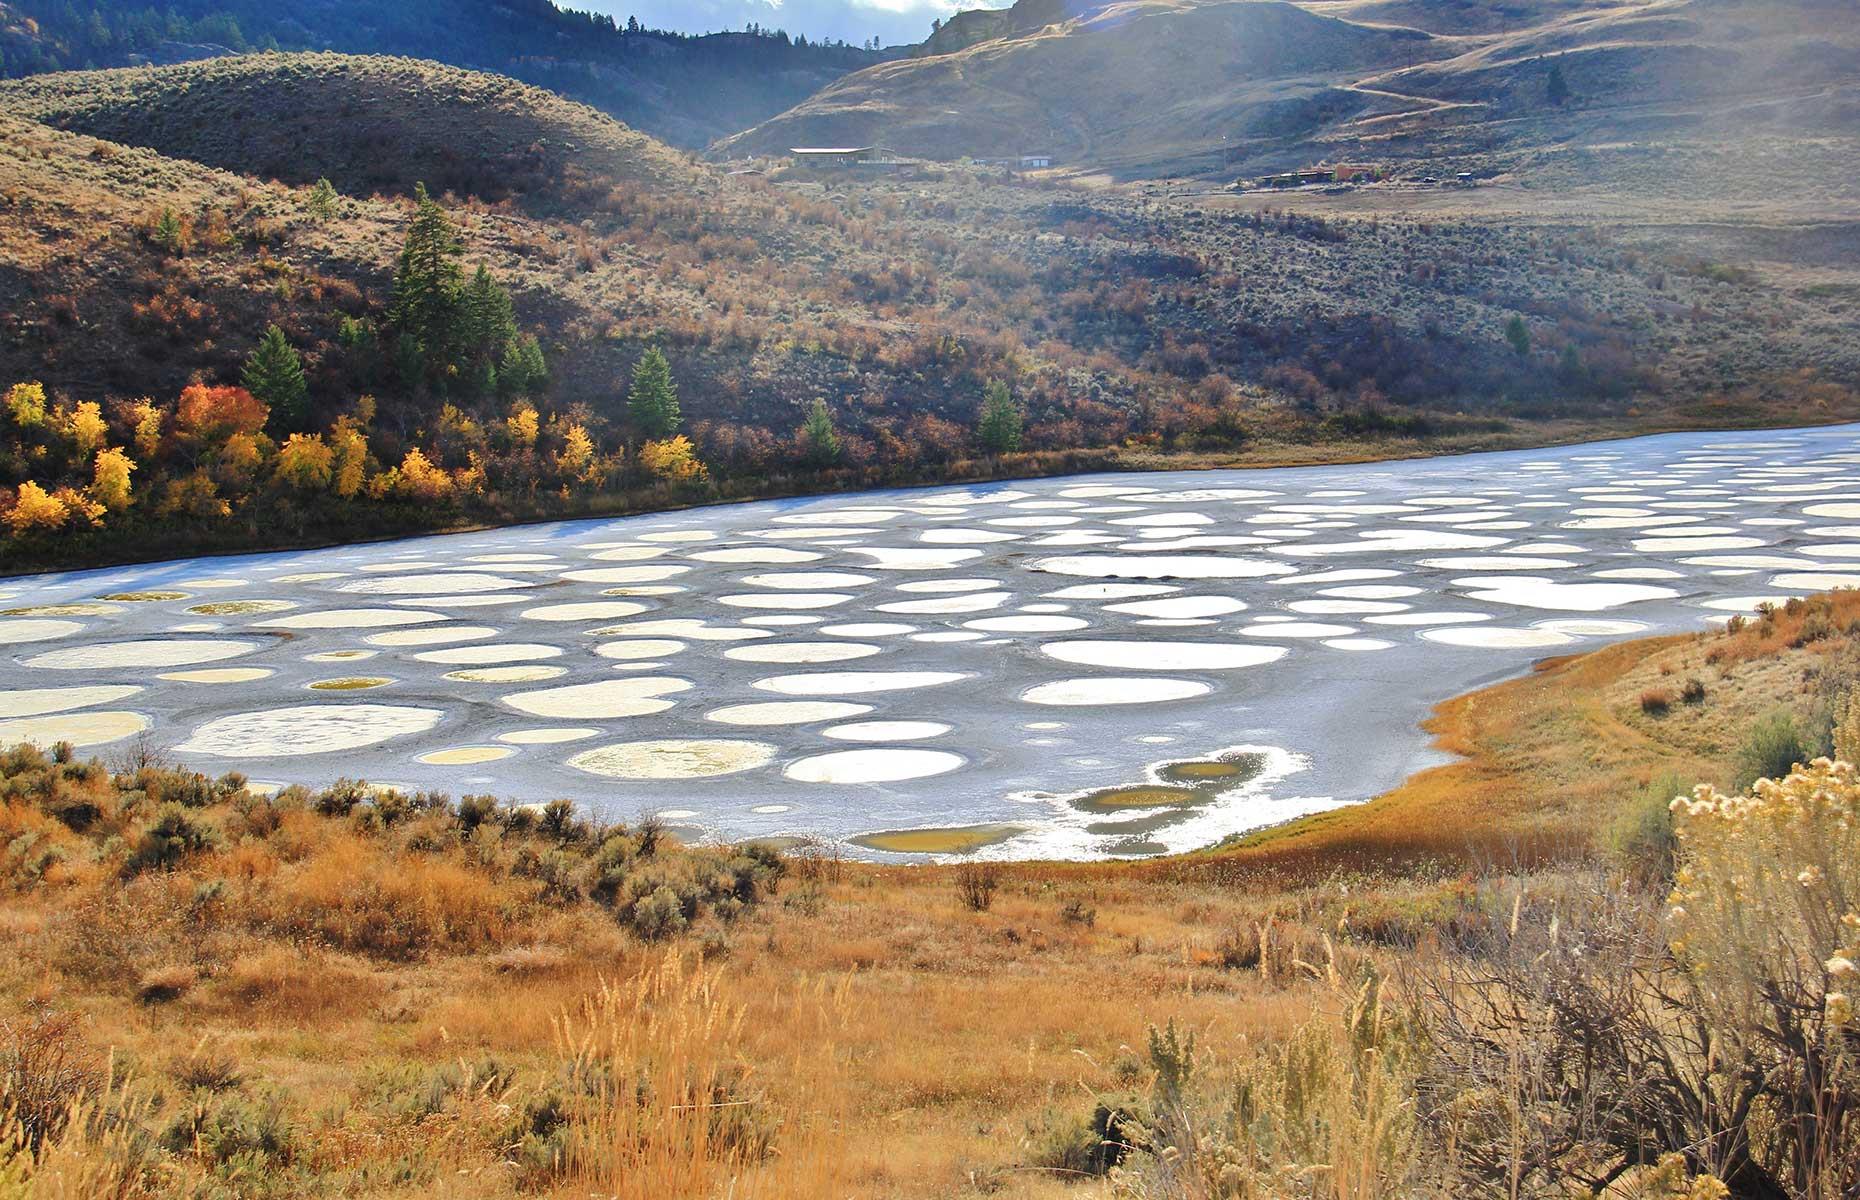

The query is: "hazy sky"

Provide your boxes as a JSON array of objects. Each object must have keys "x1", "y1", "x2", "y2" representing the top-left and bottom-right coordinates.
[{"x1": 578, "y1": 1, "x2": 1011, "y2": 46}]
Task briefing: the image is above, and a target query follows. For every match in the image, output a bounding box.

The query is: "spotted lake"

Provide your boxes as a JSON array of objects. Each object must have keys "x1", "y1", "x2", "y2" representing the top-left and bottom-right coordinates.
[{"x1": 5, "y1": 425, "x2": 1860, "y2": 858}]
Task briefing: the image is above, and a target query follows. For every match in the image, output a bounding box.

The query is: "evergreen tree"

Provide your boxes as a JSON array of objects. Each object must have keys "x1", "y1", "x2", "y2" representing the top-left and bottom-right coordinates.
[
  {"x1": 498, "y1": 334, "x2": 548, "y2": 399},
  {"x1": 627, "y1": 347, "x2": 681, "y2": 438},
  {"x1": 977, "y1": 380, "x2": 1023, "y2": 454},
  {"x1": 308, "y1": 177, "x2": 338, "y2": 220},
  {"x1": 390, "y1": 183, "x2": 464, "y2": 381},
  {"x1": 244, "y1": 325, "x2": 309, "y2": 433},
  {"x1": 461, "y1": 264, "x2": 518, "y2": 366},
  {"x1": 1504, "y1": 315, "x2": 1532, "y2": 358},
  {"x1": 799, "y1": 399, "x2": 841, "y2": 467},
  {"x1": 1547, "y1": 60, "x2": 1571, "y2": 107}
]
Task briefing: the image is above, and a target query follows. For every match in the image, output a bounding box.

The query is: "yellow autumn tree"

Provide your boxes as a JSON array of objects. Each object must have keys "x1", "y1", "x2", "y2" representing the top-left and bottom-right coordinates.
[
  {"x1": 4, "y1": 382, "x2": 46, "y2": 429},
  {"x1": 64, "y1": 401, "x2": 107, "y2": 457},
  {"x1": 4, "y1": 481, "x2": 67, "y2": 533},
  {"x1": 131, "y1": 400, "x2": 164, "y2": 459},
  {"x1": 91, "y1": 447, "x2": 135, "y2": 512},
  {"x1": 393, "y1": 448, "x2": 454, "y2": 503},
  {"x1": 275, "y1": 433, "x2": 334, "y2": 492},
  {"x1": 639, "y1": 435, "x2": 707, "y2": 484},
  {"x1": 331, "y1": 417, "x2": 368, "y2": 499},
  {"x1": 556, "y1": 422, "x2": 596, "y2": 482},
  {"x1": 506, "y1": 403, "x2": 540, "y2": 450},
  {"x1": 54, "y1": 486, "x2": 105, "y2": 528}
]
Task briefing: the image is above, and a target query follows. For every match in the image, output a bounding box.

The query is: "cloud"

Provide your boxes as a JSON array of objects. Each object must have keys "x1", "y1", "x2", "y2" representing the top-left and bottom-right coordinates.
[{"x1": 575, "y1": 0, "x2": 1009, "y2": 46}]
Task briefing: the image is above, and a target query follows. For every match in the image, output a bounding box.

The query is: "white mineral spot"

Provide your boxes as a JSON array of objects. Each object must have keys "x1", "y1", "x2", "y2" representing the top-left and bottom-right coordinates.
[
  {"x1": 586, "y1": 545, "x2": 671, "y2": 561},
  {"x1": 561, "y1": 566, "x2": 690, "y2": 584},
  {"x1": 638, "y1": 531, "x2": 716, "y2": 543},
  {"x1": 1274, "y1": 569, "x2": 1402, "y2": 585},
  {"x1": 784, "y1": 748, "x2": 963, "y2": 784},
  {"x1": 718, "y1": 593, "x2": 852, "y2": 610},
  {"x1": 592, "y1": 619, "x2": 770, "y2": 642},
  {"x1": 159, "y1": 668, "x2": 273, "y2": 684},
  {"x1": 1277, "y1": 531, "x2": 1509, "y2": 556},
  {"x1": 876, "y1": 592, "x2": 1011, "y2": 615},
  {"x1": 819, "y1": 623, "x2": 917, "y2": 637},
  {"x1": 894, "y1": 578, "x2": 1002, "y2": 594},
  {"x1": 1363, "y1": 612, "x2": 1494, "y2": 626},
  {"x1": 595, "y1": 640, "x2": 689, "y2": 661},
  {"x1": 504, "y1": 677, "x2": 691, "y2": 719},
  {"x1": 1454, "y1": 577, "x2": 1678, "y2": 612},
  {"x1": 849, "y1": 547, "x2": 985, "y2": 571},
  {"x1": 568, "y1": 739, "x2": 776, "y2": 779},
  {"x1": 0, "y1": 711, "x2": 149, "y2": 748},
  {"x1": 0, "y1": 685, "x2": 142, "y2": 718},
  {"x1": 1044, "y1": 583, "x2": 1179, "y2": 600},
  {"x1": 1416, "y1": 557, "x2": 1578, "y2": 571},
  {"x1": 27, "y1": 639, "x2": 259, "y2": 670},
  {"x1": 739, "y1": 571, "x2": 876, "y2": 590},
  {"x1": 707, "y1": 701, "x2": 873, "y2": 726},
  {"x1": 963, "y1": 615, "x2": 1091, "y2": 633},
  {"x1": 914, "y1": 631, "x2": 986, "y2": 643},
  {"x1": 1536, "y1": 619, "x2": 1649, "y2": 636},
  {"x1": 920, "y1": 529, "x2": 1020, "y2": 544},
  {"x1": 689, "y1": 547, "x2": 823, "y2": 564},
  {"x1": 418, "y1": 746, "x2": 516, "y2": 766},
  {"x1": 1320, "y1": 585, "x2": 1423, "y2": 599},
  {"x1": 1042, "y1": 641, "x2": 1286, "y2": 670},
  {"x1": 1021, "y1": 678, "x2": 1213, "y2": 706},
  {"x1": 1420, "y1": 627, "x2": 1576, "y2": 649},
  {"x1": 366, "y1": 626, "x2": 498, "y2": 647},
  {"x1": 742, "y1": 615, "x2": 822, "y2": 627},
  {"x1": 179, "y1": 705, "x2": 444, "y2": 756},
  {"x1": 1771, "y1": 573, "x2": 1860, "y2": 590},
  {"x1": 753, "y1": 672, "x2": 967, "y2": 696},
  {"x1": 306, "y1": 649, "x2": 377, "y2": 662},
  {"x1": 751, "y1": 805, "x2": 792, "y2": 814},
  {"x1": 521, "y1": 601, "x2": 649, "y2": 621},
  {"x1": 0, "y1": 619, "x2": 84, "y2": 645},
  {"x1": 1288, "y1": 599, "x2": 1409, "y2": 615},
  {"x1": 445, "y1": 666, "x2": 568, "y2": 683},
  {"x1": 1700, "y1": 596, "x2": 1792, "y2": 612},
  {"x1": 1593, "y1": 568, "x2": 1686, "y2": 580},
  {"x1": 498, "y1": 727, "x2": 600, "y2": 745},
  {"x1": 726, "y1": 642, "x2": 881, "y2": 664},
  {"x1": 1324, "y1": 638, "x2": 1395, "y2": 651},
  {"x1": 1632, "y1": 536, "x2": 1764, "y2": 552}
]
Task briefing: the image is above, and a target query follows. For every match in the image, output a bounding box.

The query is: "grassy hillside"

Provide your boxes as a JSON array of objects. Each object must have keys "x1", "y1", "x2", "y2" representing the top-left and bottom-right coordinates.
[
  {"x1": 1, "y1": 52, "x2": 1857, "y2": 569},
  {"x1": 723, "y1": 0, "x2": 1860, "y2": 189},
  {"x1": 0, "y1": 0, "x2": 889, "y2": 149},
  {"x1": 0, "y1": 594, "x2": 1854, "y2": 1196}
]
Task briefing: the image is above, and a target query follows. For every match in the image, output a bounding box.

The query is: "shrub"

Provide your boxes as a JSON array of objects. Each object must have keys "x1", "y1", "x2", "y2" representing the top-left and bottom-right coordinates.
[
  {"x1": 1026, "y1": 1093, "x2": 1145, "y2": 1176},
  {"x1": 135, "y1": 963, "x2": 197, "y2": 1005},
  {"x1": 1639, "y1": 689, "x2": 1672, "y2": 716},
  {"x1": 1059, "y1": 898, "x2": 1096, "y2": 928},
  {"x1": 1606, "y1": 771, "x2": 1682, "y2": 879},
  {"x1": 1680, "y1": 677, "x2": 1707, "y2": 704},
  {"x1": 0, "y1": 1005, "x2": 98, "y2": 1149},
  {"x1": 1733, "y1": 710, "x2": 1807, "y2": 790},
  {"x1": 123, "y1": 804, "x2": 218, "y2": 874},
  {"x1": 954, "y1": 862, "x2": 999, "y2": 912},
  {"x1": 631, "y1": 885, "x2": 687, "y2": 941}
]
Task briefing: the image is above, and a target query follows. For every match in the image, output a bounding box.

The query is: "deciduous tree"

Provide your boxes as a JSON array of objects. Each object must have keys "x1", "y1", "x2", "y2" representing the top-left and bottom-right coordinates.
[{"x1": 90, "y1": 447, "x2": 135, "y2": 512}]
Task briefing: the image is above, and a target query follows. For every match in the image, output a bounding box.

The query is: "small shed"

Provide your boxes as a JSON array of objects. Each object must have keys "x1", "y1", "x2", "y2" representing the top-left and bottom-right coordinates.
[
  {"x1": 1019, "y1": 154, "x2": 1053, "y2": 169},
  {"x1": 789, "y1": 147, "x2": 903, "y2": 169}
]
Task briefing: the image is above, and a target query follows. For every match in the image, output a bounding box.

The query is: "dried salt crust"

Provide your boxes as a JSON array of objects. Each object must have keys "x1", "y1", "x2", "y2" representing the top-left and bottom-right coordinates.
[
  {"x1": 784, "y1": 748, "x2": 964, "y2": 784},
  {"x1": 366, "y1": 626, "x2": 498, "y2": 647},
  {"x1": 0, "y1": 711, "x2": 149, "y2": 748},
  {"x1": 0, "y1": 619, "x2": 84, "y2": 645},
  {"x1": 444, "y1": 666, "x2": 569, "y2": 683},
  {"x1": 724, "y1": 642, "x2": 881, "y2": 664},
  {"x1": 504, "y1": 677, "x2": 691, "y2": 719},
  {"x1": 707, "y1": 701, "x2": 872, "y2": 726},
  {"x1": 568, "y1": 739, "x2": 775, "y2": 779},
  {"x1": 1031, "y1": 555, "x2": 1294, "y2": 580},
  {"x1": 159, "y1": 668, "x2": 274, "y2": 684},
  {"x1": 417, "y1": 746, "x2": 515, "y2": 766},
  {"x1": 27, "y1": 639, "x2": 259, "y2": 670},
  {"x1": 416, "y1": 644, "x2": 563, "y2": 665},
  {"x1": 262, "y1": 609, "x2": 447, "y2": 630},
  {"x1": 752, "y1": 671, "x2": 967, "y2": 696},
  {"x1": 0, "y1": 685, "x2": 142, "y2": 718},
  {"x1": 179, "y1": 705, "x2": 444, "y2": 756},
  {"x1": 1021, "y1": 678, "x2": 1212, "y2": 706},
  {"x1": 822, "y1": 721, "x2": 951, "y2": 742},
  {"x1": 1041, "y1": 642, "x2": 1286, "y2": 671}
]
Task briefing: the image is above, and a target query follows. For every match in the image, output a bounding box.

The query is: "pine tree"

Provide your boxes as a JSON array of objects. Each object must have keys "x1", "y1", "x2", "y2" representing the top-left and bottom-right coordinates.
[
  {"x1": 390, "y1": 183, "x2": 464, "y2": 381},
  {"x1": 152, "y1": 206, "x2": 186, "y2": 255},
  {"x1": 498, "y1": 334, "x2": 548, "y2": 399},
  {"x1": 799, "y1": 399, "x2": 840, "y2": 467},
  {"x1": 1504, "y1": 315, "x2": 1532, "y2": 358},
  {"x1": 627, "y1": 347, "x2": 681, "y2": 438},
  {"x1": 244, "y1": 325, "x2": 309, "y2": 433},
  {"x1": 308, "y1": 177, "x2": 338, "y2": 221},
  {"x1": 1547, "y1": 60, "x2": 1571, "y2": 107},
  {"x1": 461, "y1": 264, "x2": 517, "y2": 365},
  {"x1": 977, "y1": 380, "x2": 1023, "y2": 454}
]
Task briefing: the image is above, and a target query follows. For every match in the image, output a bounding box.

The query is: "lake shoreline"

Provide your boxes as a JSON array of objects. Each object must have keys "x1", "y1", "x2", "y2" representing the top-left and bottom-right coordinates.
[{"x1": 9, "y1": 405, "x2": 1860, "y2": 580}]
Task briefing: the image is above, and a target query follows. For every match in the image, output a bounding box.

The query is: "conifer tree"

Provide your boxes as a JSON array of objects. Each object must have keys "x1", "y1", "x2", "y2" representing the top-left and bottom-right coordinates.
[
  {"x1": 799, "y1": 399, "x2": 840, "y2": 467},
  {"x1": 627, "y1": 347, "x2": 681, "y2": 438},
  {"x1": 390, "y1": 183, "x2": 464, "y2": 380},
  {"x1": 461, "y1": 264, "x2": 517, "y2": 367},
  {"x1": 498, "y1": 334, "x2": 548, "y2": 400},
  {"x1": 244, "y1": 325, "x2": 309, "y2": 433},
  {"x1": 1504, "y1": 314, "x2": 1532, "y2": 358},
  {"x1": 977, "y1": 380, "x2": 1022, "y2": 454},
  {"x1": 308, "y1": 177, "x2": 338, "y2": 220}
]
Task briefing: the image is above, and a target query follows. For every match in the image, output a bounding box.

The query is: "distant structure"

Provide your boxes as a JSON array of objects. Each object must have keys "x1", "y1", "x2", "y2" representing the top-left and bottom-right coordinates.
[
  {"x1": 972, "y1": 154, "x2": 1055, "y2": 171},
  {"x1": 1255, "y1": 163, "x2": 1388, "y2": 188},
  {"x1": 788, "y1": 147, "x2": 905, "y2": 170},
  {"x1": 1019, "y1": 153, "x2": 1053, "y2": 169}
]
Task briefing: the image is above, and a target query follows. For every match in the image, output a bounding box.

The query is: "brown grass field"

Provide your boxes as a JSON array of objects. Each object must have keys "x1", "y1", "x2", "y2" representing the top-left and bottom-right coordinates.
[{"x1": 4, "y1": 593, "x2": 1857, "y2": 1196}]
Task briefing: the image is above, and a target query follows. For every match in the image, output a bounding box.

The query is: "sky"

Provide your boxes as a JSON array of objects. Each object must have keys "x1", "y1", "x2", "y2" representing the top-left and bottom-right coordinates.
[{"x1": 577, "y1": 1, "x2": 1011, "y2": 46}]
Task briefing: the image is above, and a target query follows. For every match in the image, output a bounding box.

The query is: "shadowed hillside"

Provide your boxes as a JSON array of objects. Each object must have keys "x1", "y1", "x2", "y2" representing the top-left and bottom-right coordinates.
[{"x1": 0, "y1": 0, "x2": 890, "y2": 148}]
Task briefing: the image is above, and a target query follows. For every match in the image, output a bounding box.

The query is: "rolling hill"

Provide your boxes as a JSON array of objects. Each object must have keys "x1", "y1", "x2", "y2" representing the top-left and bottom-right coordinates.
[
  {"x1": 0, "y1": 0, "x2": 890, "y2": 148},
  {"x1": 721, "y1": 0, "x2": 1860, "y2": 187}
]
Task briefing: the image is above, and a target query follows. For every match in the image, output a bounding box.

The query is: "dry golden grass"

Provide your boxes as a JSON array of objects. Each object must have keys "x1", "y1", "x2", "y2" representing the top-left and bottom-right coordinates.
[{"x1": 3, "y1": 600, "x2": 1858, "y2": 1196}]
